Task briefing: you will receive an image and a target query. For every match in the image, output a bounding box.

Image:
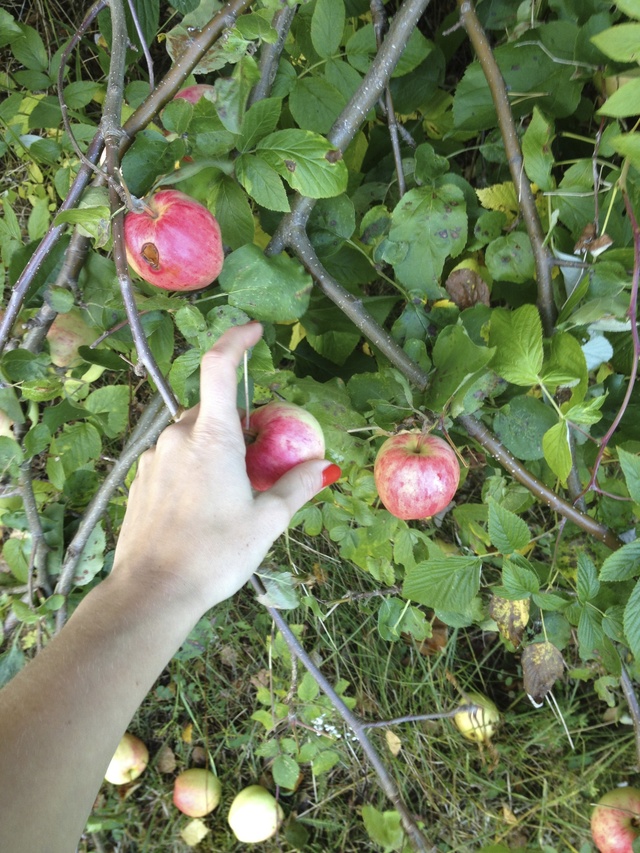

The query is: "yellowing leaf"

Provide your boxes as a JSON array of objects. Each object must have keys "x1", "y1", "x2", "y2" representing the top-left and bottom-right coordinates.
[
  {"x1": 476, "y1": 182, "x2": 519, "y2": 223},
  {"x1": 182, "y1": 723, "x2": 194, "y2": 743},
  {"x1": 385, "y1": 730, "x2": 402, "y2": 756},
  {"x1": 489, "y1": 595, "x2": 530, "y2": 647},
  {"x1": 180, "y1": 818, "x2": 210, "y2": 847}
]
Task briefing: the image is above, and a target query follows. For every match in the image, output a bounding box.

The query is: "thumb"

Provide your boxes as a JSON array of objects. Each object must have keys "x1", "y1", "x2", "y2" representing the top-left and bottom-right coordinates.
[{"x1": 256, "y1": 460, "x2": 341, "y2": 530}]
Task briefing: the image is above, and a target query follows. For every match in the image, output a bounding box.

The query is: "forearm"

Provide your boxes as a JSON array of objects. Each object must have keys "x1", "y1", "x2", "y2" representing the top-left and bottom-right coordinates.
[{"x1": 0, "y1": 572, "x2": 202, "y2": 853}]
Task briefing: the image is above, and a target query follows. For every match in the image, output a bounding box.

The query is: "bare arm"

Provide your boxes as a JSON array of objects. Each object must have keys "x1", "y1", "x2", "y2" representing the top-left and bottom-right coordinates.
[{"x1": 0, "y1": 322, "x2": 338, "y2": 853}]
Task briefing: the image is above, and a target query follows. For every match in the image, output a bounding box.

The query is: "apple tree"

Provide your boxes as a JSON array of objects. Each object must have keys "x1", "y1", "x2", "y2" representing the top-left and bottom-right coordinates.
[{"x1": 1, "y1": 0, "x2": 640, "y2": 847}]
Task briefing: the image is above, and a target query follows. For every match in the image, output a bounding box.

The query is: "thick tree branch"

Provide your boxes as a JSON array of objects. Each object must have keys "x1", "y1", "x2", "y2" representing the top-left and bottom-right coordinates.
[
  {"x1": 248, "y1": 4, "x2": 297, "y2": 106},
  {"x1": 456, "y1": 0, "x2": 556, "y2": 336}
]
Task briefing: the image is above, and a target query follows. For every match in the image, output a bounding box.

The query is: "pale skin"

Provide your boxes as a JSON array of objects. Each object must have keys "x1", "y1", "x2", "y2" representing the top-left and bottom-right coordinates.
[{"x1": 0, "y1": 322, "x2": 339, "y2": 853}]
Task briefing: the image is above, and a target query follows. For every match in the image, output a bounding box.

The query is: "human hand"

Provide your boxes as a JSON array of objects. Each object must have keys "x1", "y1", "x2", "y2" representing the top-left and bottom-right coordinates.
[{"x1": 112, "y1": 322, "x2": 340, "y2": 614}]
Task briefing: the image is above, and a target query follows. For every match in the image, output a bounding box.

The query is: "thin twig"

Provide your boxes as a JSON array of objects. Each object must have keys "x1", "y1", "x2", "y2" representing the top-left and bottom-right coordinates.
[
  {"x1": 249, "y1": 575, "x2": 431, "y2": 852},
  {"x1": 620, "y1": 663, "x2": 640, "y2": 771},
  {"x1": 248, "y1": 4, "x2": 297, "y2": 106},
  {"x1": 456, "y1": 0, "x2": 556, "y2": 336},
  {"x1": 17, "y1": 460, "x2": 51, "y2": 601},
  {"x1": 125, "y1": 0, "x2": 155, "y2": 91}
]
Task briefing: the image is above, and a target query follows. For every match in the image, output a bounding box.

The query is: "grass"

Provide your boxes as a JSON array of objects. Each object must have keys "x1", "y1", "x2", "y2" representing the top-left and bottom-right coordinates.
[{"x1": 82, "y1": 528, "x2": 639, "y2": 852}]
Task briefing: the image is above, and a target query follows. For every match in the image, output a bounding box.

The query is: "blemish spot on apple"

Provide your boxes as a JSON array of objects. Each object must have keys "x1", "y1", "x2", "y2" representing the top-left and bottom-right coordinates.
[{"x1": 140, "y1": 242, "x2": 160, "y2": 270}]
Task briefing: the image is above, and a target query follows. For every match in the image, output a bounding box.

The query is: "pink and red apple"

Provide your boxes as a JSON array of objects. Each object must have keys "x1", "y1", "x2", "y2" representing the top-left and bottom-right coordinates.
[
  {"x1": 244, "y1": 401, "x2": 326, "y2": 492},
  {"x1": 104, "y1": 732, "x2": 149, "y2": 785},
  {"x1": 373, "y1": 432, "x2": 460, "y2": 520},
  {"x1": 173, "y1": 768, "x2": 222, "y2": 817},
  {"x1": 591, "y1": 787, "x2": 640, "y2": 853},
  {"x1": 124, "y1": 189, "x2": 223, "y2": 291},
  {"x1": 173, "y1": 84, "x2": 215, "y2": 104}
]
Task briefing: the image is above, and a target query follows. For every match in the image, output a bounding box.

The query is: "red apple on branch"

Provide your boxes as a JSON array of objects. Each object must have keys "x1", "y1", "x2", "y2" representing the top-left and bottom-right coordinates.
[
  {"x1": 591, "y1": 787, "x2": 640, "y2": 853},
  {"x1": 124, "y1": 189, "x2": 223, "y2": 291},
  {"x1": 244, "y1": 401, "x2": 326, "y2": 492},
  {"x1": 373, "y1": 432, "x2": 460, "y2": 520},
  {"x1": 173, "y1": 768, "x2": 222, "y2": 817}
]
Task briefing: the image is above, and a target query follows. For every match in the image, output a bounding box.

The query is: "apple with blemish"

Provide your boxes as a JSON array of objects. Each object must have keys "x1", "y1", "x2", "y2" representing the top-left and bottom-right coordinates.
[
  {"x1": 373, "y1": 432, "x2": 460, "y2": 520},
  {"x1": 244, "y1": 401, "x2": 326, "y2": 492},
  {"x1": 124, "y1": 190, "x2": 223, "y2": 291}
]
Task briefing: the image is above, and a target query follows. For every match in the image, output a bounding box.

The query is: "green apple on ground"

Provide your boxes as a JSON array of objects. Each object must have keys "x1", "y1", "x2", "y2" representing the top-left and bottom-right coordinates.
[
  {"x1": 124, "y1": 190, "x2": 223, "y2": 291},
  {"x1": 104, "y1": 732, "x2": 149, "y2": 785},
  {"x1": 590, "y1": 787, "x2": 640, "y2": 853},
  {"x1": 227, "y1": 784, "x2": 284, "y2": 843},
  {"x1": 244, "y1": 401, "x2": 326, "y2": 491},
  {"x1": 373, "y1": 432, "x2": 460, "y2": 520},
  {"x1": 172, "y1": 768, "x2": 222, "y2": 817},
  {"x1": 453, "y1": 692, "x2": 500, "y2": 743}
]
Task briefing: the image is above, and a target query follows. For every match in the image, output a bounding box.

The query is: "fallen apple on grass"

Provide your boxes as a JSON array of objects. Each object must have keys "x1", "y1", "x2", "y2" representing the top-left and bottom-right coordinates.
[
  {"x1": 104, "y1": 732, "x2": 149, "y2": 785},
  {"x1": 590, "y1": 787, "x2": 640, "y2": 853},
  {"x1": 244, "y1": 401, "x2": 326, "y2": 492},
  {"x1": 227, "y1": 784, "x2": 284, "y2": 843},
  {"x1": 124, "y1": 189, "x2": 223, "y2": 291},
  {"x1": 453, "y1": 692, "x2": 500, "y2": 743},
  {"x1": 173, "y1": 768, "x2": 222, "y2": 818},
  {"x1": 373, "y1": 432, "x2": 460, "y2": 520}
]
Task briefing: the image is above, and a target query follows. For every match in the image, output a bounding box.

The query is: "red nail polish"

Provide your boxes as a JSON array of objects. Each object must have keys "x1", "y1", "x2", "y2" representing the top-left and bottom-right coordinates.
[{"x1": 321, "y1": 463, "x2": 342, "y2": 488}]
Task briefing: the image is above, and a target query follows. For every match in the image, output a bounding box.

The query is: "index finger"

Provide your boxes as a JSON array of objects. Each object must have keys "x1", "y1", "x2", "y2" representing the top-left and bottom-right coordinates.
[{"x1": 197, "y1": 322, "x2": 263, "y2": 427}]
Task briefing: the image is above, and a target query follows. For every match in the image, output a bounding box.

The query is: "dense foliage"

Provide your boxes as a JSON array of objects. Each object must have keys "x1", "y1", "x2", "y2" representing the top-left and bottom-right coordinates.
[{"x1": 1, "y1": 0, "x2": 640, "y2": 849}]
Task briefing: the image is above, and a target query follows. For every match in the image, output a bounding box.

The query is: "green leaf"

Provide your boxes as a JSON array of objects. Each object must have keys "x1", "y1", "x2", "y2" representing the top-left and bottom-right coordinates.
[
  {"x1": 590, "y1": 24, "x2": 640, "y2": 62},
  {"x1": 0, "y1": 643, "x2": 26, "y2": 689},
  {"x1": 161, "y1": 98, "x2": 194, "y2": 134},
  {"x1": 382, "y1": 184, "x2": 467, "y2": 298},
  {"x1": 617, "y1": 0, "x2": 640, "y2": 18},
  {"x1": 346, "y1": 24, "x2": 432, "y2": 77},
  {"x1": 289, "y1": 77, "x2": 347, "y2": 134},
  {"x1": 208, "y1": 173, "x2": 255, "y2": 249},
  {"x1": 73, "y1": 523, "x2": 106, "y2": 586},
  {"x1": 542, "y1": 421, "x2": 573, "y2": 481},
  {"x1": 298, "y1": 671, "x2": 320, "y2": 702},
  {"x1": 493, "y1": 395, "x2": 557, "y2": 461},
  {"x1": 485, "y1": 232, "x2": 535, "y2": 283},
  {"x1": 577, "y1": 553, "x2": 600, "y2": 603},
  {"x1": 0, "y1": 435, "x2": 24, "y2": 476},
  {"x1": 311, "y1": 0, "x2": 345, "y2": 59},
  {"x1": 311, "y1": 749, "x2": 341, "y2": 775},
  {"x1": 489, "y1": 304, "x2": 543, "y2": 386},
  {"x1": 403, "y1": 556, "x2": 482, "y2": 611},
  {"x1": 361, "y1": 805, "x2": 405, "y2": 853},
  {"x1": 598, "y1": 77, "x2": 640, "y2": 117},
  {"x1": 499, "y1": 557, "x2": 540, "y2": 599},
  {"x1": 238, "y1": 97, "x2": 282, "y2": 152},
  {"x1": 488, "y1": 500, "x2": 531, "y2": 555},
  {"x1": 522, "y1": 107, "x2": 555, "y2": 191},
  {"x1": 618, "y1": 447, "x2": 640, "y2": 503},
  {"x1": 0, "y1": 10, "x2": 23, "y2": 48},
  {"x1": 600, "y1": 540, "x2": 640, "y2": 582},
  {"x1": 257, "y1": 129, "x2": 347, "y2": 198},
  {"x1": 578, "y1": 604, "x2": 606, "y2": 662},
  {"x1": 624, "y1": 579, "x2": 640, "y2": 660},
  {"x1": 563, "y1": 396, "x2": 606, "y2": 426},
  {"x1": 424, "y1": 324, "x2": 494, "y2": 416},
  {"x1": 377, "y1": 598, "x2": 430, "y2": 642},
  {"x1": 610, "y1": 132, "x2": 640, "y2": 171},
  {"x1": 272, "y1": 755, "x2": 300, "y2": 790},
  {"x1": 219, "y1": 244, "x2": 313, "y2": 322},
  {"x1": 85, "y1": 386, "x2": 130, "y2": 439},
  {"x1": 235, "y1": 154, "x2": 289, "y2": 212},
  {"x1": 13, "y1": 23, "x2": 48, "y2": 72},
  {"x1": 254, "y1": 570, "x2": 300, "y2": 609}
]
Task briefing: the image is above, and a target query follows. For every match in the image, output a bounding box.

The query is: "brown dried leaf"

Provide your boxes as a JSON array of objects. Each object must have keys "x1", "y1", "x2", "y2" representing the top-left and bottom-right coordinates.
[
  {"x1": 489, "y1": 595, "x2": 529, "y2": 648},
  {"x1": 445, "y1": 268, "x2": 490, "y2": 309},
  {"x1": 191, "y1": 746, "x2": 207, "y2": 766},
  {"x1": 156, "y1": 744, "x2": 176, "y2": 774},
  {"x1": 521, "y1": 641, "x2": 564, "y2": 704},
  {"x1": 414, "y1": 618, "x2": 448, "y2": 656}
]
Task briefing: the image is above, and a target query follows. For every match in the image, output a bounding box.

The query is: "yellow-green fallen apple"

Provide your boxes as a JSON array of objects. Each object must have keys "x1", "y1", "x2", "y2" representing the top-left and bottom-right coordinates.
[
  {"x1": 244, "y1": 401, "x2": 326, "y2": 492},
  {"x1": 46, "y1": 309, "x2": 95, "y2": 367},
  {"x1": 591, "y1": 787, "x2": 640, "y2": 853},
  {"x1": 173, "y1": 768, "x2": 222, "y2": 817},
  {"x1": 124, "y1": 189, "x2": 223, "y2": 291},
  {"x1": 453, "y1": 692, "x2": 500, "y2": 743},
  {"x1": 104, "y1": 732, "x2": 149, "y2": 785},
  {"x1": 227, "y1": 784, "x2": 284, "y2": 843},
  {"x1": 373, "y1": 432, "x2": 460, "y2": 520}
]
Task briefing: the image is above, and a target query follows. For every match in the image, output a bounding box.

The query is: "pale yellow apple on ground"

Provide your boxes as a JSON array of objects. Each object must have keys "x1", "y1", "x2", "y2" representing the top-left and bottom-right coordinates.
[
  {"x1": 172, "y1": 768, "x2": 222, "y2": 817},
  {"x1": 453, "y1": 691, "x2": 500, "y2": 743},
  {"x1": 104, "y1": 732, "x2": 149, "y2": 785},
  {"x1": 227, "y1": 784, "x2": 284, "y2": 843}
]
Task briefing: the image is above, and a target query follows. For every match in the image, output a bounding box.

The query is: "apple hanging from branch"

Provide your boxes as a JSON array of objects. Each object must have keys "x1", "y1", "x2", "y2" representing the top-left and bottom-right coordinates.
[
  {"x1": 124, "y1": 189, "x2": 223, "y2": 291},
  {"x1": 373, "y1": 432, "x2": 460, "y2": 520},
  {"x1": 244, "y1": 401, "x2": 326, "y2": 492},
  {"x1": 591, "y1": 787, "x2": 640, "y2": 853}
]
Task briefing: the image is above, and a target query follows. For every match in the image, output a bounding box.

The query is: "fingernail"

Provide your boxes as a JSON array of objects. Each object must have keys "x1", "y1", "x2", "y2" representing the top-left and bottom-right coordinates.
[{"x1": 321, "y1": 463, "x2": 342, "y2": 488}]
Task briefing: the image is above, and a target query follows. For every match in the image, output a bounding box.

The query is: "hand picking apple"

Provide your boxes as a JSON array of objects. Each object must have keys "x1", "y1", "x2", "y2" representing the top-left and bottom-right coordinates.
[
  {"x1": 124, "y1": 189, "x2": 224, "y2": 291},
  {"x1": 373, "y1": 432, "x2": 460, "y2": 520},
  {"x1": 244, "y1": 400, "x2": 327, "y2": 491},
  {"x1": 0, "y1": 322, "x2": 341, "y2": 853}
]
